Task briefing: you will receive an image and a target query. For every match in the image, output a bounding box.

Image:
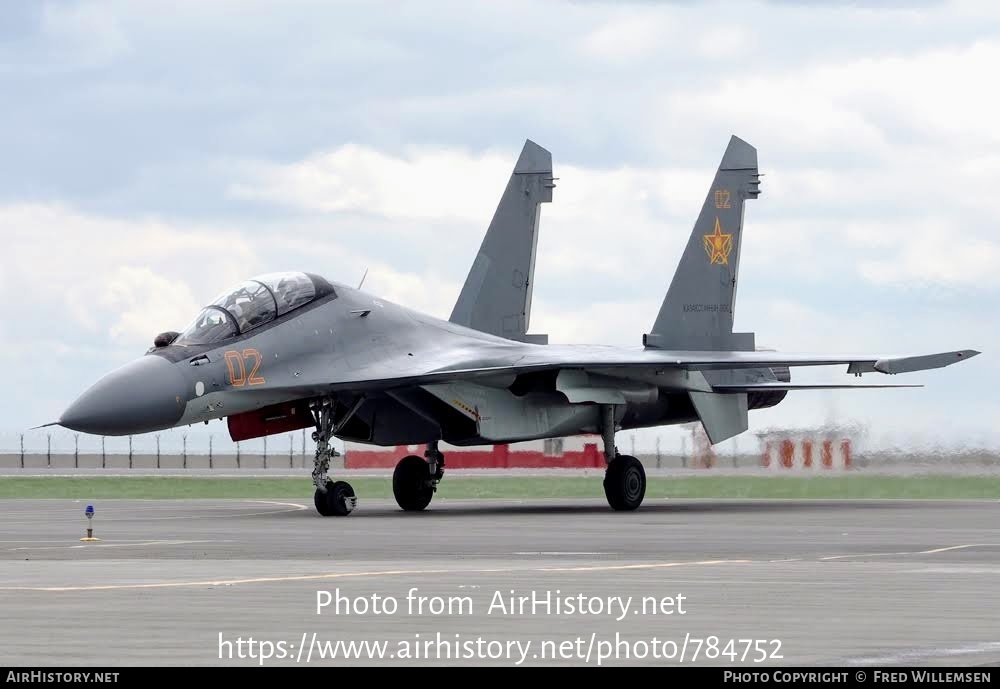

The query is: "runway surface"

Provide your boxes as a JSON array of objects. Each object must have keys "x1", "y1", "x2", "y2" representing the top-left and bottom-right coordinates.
[{"x1": 1, "y1": 497, "x2": 999, "y2": 666}]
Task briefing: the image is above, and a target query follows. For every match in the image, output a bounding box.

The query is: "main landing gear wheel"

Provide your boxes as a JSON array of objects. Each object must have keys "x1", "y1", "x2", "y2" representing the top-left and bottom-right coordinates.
[
  {"x1": 314, "y1": 480, "x2": 357, "y2": 517},
  {"x1": 393, "y1": 455, "x2": 434, "y2": 512},
  {"x1": 604, "y1": 455, "x2": 646, "y2": 512}
]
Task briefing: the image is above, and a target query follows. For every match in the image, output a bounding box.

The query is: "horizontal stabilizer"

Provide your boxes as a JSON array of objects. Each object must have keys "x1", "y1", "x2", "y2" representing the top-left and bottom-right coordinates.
[
  {"x1": 690, "y1": 390, "x2": 748, "y2": 445},
  {"x1": 713, "y1": 383, "x2": 923, "y2": 392}
]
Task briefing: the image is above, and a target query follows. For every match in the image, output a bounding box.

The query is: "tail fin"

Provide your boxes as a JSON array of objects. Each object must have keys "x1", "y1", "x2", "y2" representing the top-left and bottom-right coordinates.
[
  {"x1": 449, "y1": 139, "x2": 554, "y2": 343},
  {"x1": 644, "y1": 135, "x2": 760, "y2": 352}
]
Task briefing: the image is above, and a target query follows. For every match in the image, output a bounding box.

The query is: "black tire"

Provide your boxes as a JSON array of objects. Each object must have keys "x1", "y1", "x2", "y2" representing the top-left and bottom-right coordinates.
[
  {"x1": 314, "y1": 480, "x2": 356, "y2": 517},
  {"x1": 393, "y1": 455, "x2": 434, "y2": 512},
  {"x1": 603, "y1": 455, "x2": 646, "y2": 511}
]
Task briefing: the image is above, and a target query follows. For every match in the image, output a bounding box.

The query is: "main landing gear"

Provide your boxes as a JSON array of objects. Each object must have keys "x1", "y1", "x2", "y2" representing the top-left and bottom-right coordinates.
[
  {"x1": 308, "y1": 395, "x2": 445, "y2": 517},
  {"x1": 311, "y1": 400, "x2": 358, "y2": 517},
  {"x1": 600, "y1": 404, "x2": 646, "y2": 512},
  {"x1": 392, "y1": 441, "x2": 444, "y2": 512}
]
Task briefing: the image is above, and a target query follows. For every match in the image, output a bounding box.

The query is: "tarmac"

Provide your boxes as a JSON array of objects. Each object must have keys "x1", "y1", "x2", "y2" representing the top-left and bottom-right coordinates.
[{"x1": 1, "y1": 496, "x2": 999, "y2": 666}]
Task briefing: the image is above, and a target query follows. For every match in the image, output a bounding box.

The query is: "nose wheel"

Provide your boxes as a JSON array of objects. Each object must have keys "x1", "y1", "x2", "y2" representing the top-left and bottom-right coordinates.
[{"x1": 315, "y1": 480, "x2": 357, "y2": 516}]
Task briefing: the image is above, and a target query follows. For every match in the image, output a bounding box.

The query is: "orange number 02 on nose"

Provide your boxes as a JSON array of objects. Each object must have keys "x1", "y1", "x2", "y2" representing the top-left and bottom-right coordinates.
[{"x1": 224, "y1": 348, "x2": 267, "y2": 387}]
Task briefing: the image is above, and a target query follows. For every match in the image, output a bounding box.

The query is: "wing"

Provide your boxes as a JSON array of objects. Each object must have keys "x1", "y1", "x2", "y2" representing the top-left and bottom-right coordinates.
[
  {"x1": 672, "y1": 349, "x2": 980, "y2": 375},
  {"x1": 437, "y1": 346, "x2": 980, "y2": 380},
  {"x1": 262, "y1": 345, "x2": 980, "y2": 395}
]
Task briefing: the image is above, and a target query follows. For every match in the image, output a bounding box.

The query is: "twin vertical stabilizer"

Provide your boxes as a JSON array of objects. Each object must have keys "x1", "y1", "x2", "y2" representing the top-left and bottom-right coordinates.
[
  {"x1": 644, "y1": 135, "x2": 760, "y2": 353},
  {"x1": 449, "y1": 140, "x2": 554, "y2": 343}
]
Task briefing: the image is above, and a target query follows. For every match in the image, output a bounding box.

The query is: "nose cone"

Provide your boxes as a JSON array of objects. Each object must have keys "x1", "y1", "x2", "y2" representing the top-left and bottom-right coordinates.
[{"x1": 61, "y1": 356, "x2": 189, "y2": 436}]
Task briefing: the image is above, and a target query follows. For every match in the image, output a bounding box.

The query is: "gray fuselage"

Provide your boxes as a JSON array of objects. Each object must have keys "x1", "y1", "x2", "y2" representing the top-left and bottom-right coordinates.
[{"x1": 59, "y1": 279, "x2": 785, "y2": 445}]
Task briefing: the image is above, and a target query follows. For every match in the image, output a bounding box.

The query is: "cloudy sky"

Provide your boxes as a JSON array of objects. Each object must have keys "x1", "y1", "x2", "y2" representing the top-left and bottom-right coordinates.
[{"x1": 2, "y1": 0, "x2": 997, "y2": 454}]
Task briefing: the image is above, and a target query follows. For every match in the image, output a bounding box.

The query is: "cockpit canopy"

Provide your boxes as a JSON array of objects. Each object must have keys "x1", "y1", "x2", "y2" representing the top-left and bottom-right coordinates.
[{"x1": 174, "y1": 272, "x2": 329, "y2": 346}]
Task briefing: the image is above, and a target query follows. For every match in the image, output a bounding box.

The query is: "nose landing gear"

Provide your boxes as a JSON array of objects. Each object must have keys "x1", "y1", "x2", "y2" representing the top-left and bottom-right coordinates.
[{"x1": 311, "y1": 399, "x2": 358, "y2": 517}]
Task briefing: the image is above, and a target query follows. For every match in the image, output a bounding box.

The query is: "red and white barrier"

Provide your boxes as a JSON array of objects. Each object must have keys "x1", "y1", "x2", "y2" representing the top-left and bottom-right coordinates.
[
  {"x1": 344, "y1": 441, "x2": 604, "y2": 469},
  {"x1": 761, "y1": 437, "x2": 853, "y2": 470}
]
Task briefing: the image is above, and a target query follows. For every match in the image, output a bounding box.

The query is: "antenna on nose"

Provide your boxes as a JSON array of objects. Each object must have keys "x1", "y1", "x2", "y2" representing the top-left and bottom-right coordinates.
[{"x1": 357, "y1": 268, "x2": 369, "y2": 290}]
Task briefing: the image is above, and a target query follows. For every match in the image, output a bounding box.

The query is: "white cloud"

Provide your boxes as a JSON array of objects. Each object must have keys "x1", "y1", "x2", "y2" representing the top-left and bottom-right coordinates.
[
  {"x1": 100, "y1": 267, "x2": 201, "y2": 344},
  {"x1": 662, "y1": 39, "x2": 1000, "y2": 156},
  {"x1": 694, "y1": 25, "x2": 755, "y2": 61},
  {"x1": 360, "y1": 263, "x2": 462, "y2": 321},
  {"x1": 856, "y1": 221, "x2": 1000, "y2": 288},
  {"x1": 579, "y1": 14, "x2": 671, "y2": 64},
  {"x1": 531, "y1": 298, "x2": 661, "y2": 346},
  {"x1": 228, "y1": 145, "x2": 513, "y2": 223},
  {"x1": 0, "y1": 203, "x2": 256, "y2": 345}
]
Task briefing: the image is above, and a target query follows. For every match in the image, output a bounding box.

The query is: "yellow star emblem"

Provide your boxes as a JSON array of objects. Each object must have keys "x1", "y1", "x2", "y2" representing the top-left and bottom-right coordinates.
[{"x1": 703, "y1": 217, "x2": 733, "y2": 265}]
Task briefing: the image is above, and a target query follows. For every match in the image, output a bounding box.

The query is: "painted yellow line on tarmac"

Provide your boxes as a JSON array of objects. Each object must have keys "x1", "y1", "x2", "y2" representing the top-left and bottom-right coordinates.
[
  {"x1": 918, "y1": 543, "x2": 1000, "y2": 555},
  {"x1": 8, "y1": 540, "x2": 219, "y2": 552},
  {"x1": 2, "y1": 543, "x2": 991, "y2": 593},
  {"x1": 539, "y1": 559, "x2": 752, "y2": 572},
  {"x1": 820, "y1": 543, "x2": 1000, "y2": 561},
  {"x1": 0, "y1": 559, "x2": 752, "y2": 592}
]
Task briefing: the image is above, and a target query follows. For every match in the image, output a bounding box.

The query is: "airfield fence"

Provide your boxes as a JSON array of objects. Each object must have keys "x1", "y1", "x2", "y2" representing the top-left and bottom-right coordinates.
[
  {"x1": 0, "y1": 427, "x2": 321, "y2": 470},
  {"x1": 2, "y1": 428, "x2": 999, "y2": 472}
]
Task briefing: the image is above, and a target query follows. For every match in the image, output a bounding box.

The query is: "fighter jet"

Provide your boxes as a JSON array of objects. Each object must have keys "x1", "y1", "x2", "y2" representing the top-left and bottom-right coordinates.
[{"x1": 55, "y1": 136, "x2": 979, "y2": 516}]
